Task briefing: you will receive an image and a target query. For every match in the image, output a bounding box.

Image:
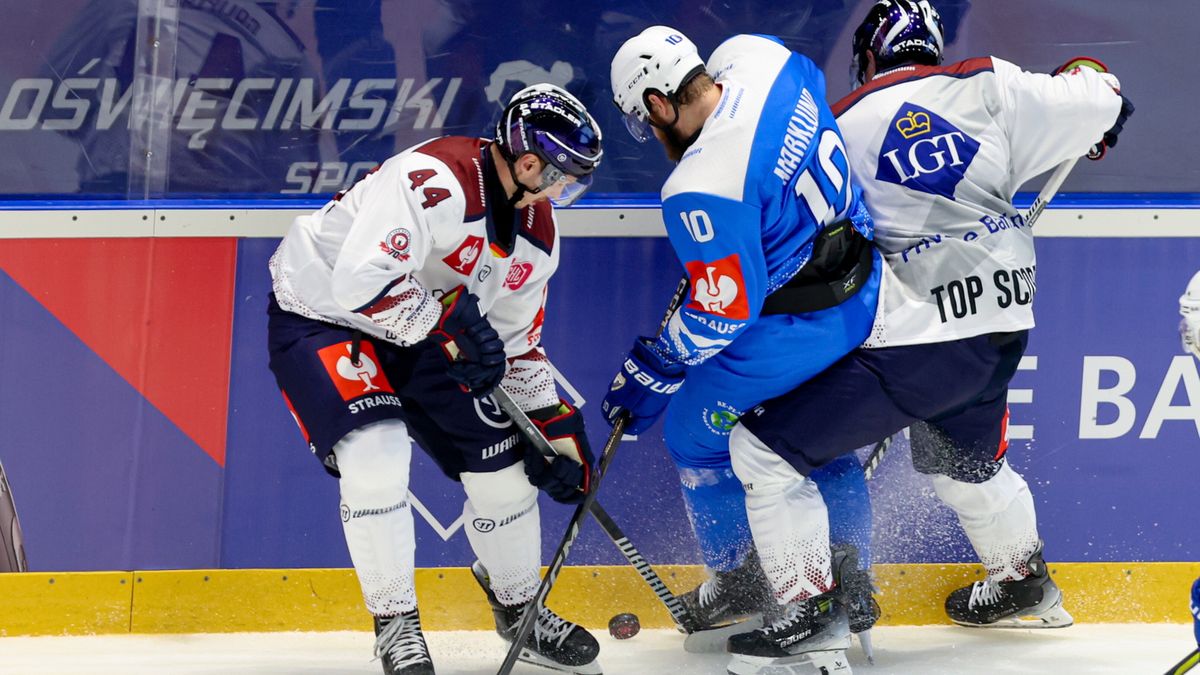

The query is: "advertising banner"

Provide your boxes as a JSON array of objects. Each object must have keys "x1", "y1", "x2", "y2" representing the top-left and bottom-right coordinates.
[
  {"x1": 0, "y1": 0, "x2": 1192, "y2": 198},
  {"x1": 0, "y1": 222, "x2": 1196, "y2": 572}
]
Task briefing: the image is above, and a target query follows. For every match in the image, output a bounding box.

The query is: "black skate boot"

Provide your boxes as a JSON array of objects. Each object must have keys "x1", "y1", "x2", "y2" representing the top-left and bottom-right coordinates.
[
  {"x1": 678, "y1": 551, "x2": 774, "y2": 651},
  {"x1": 831, "y1": 544, "x2": 880, "y2": 634},
  {"x1": 831, "y1": 544, "x2": 879, "y2": 664},
  {"x1": 373, "y1": 609, "x2": 434, "y2": 675},
  {"x1": 945, "y1": 545, "x2": 1074, "y2": 628},
  {"x1": 726, "y1": 591, "x2": 852, "y2": 675},
  {"x1": 471, "y1": 561, "x2": 601, "y2": 675}
]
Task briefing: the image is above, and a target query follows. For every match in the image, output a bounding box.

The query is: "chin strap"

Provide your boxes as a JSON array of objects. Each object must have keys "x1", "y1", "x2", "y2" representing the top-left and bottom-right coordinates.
[
  {"x1": 650, "y1": 86, "x2": 703, "y2": 155},
  {"x1": 503, "y1": 154, "x2": 542, "y2": 207}
]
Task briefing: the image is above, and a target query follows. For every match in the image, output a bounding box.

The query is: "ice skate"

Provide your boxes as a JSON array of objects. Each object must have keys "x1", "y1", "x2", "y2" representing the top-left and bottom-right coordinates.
[
  {"x1": 831, "y1": 544, "x2": 879, "y2": 663},
  {"x1": 679, "y1": 552, "x2": 773, "y2": 652},
  {"x1": 373, "y1": 609, "x2": 434, "y2": 675},
  {"x1": 471, "y1": 561, "x2": 601, "y2": 674},
  {"x1": 726, "y1": 591, "x2": 852, "y2": 675},
  {"x1": 945, "y1": 547, "x2": 1074, "y2": 628}
]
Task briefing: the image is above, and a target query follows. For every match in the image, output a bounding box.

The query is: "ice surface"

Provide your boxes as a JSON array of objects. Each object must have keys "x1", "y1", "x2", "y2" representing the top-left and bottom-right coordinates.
[{"x1": 0, "y1": 624, "x2": 1193, "y2": 674}]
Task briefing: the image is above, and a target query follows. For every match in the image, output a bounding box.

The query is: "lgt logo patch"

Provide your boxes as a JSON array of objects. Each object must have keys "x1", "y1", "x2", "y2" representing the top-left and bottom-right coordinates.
[
  {"x1": 318, "y1": 342, "x2": 395, "y2": 401},
  {"x1": 876, "y1": 103, "x2": 980, "y2": 199},
  {"x1": 685, "y1": 254, "x2": 749, "y2": 319},
  {"x1": 379, "y1": 228, "x2": 412, "y2": 261}
]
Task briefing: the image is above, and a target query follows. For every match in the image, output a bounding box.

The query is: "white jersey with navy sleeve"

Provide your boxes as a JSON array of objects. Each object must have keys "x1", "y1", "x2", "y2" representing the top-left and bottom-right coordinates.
[
  {"x1": 652, "y1": 34, "x2": 872, "y2": 366},
  {"x1": 269, "y1": 136, "x2": 560, "y2": 410},
  {"x1": 833, "y1": 57, "x2": 1122, "y2": 347}
]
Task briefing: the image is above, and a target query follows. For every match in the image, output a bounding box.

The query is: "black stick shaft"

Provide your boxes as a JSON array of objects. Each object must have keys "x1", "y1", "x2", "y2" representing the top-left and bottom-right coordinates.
[
  {"x1": 495, "y1": 277, "x2": 688, "y2": 675},
  {"x1": 491, "y1": 388, "x2": 691, "y2": 628}
]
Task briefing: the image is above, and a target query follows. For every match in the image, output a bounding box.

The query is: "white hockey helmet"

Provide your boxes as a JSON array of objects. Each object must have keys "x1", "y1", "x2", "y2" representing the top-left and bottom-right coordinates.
[{"x1": 610, "y1": 26, "x2": 706, "y2": 143}]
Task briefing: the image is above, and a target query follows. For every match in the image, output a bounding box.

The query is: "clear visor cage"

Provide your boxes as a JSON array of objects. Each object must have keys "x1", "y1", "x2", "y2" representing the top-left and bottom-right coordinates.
[
  {"x1": 536, "y1": 162, "x2": 592, "y2": 207},
  {"x1": 621, "y1": 106, "x2": 653, "y2": 143},
  {"x1": 531, "y1": 129, "x2": 596, "y2": 207}
]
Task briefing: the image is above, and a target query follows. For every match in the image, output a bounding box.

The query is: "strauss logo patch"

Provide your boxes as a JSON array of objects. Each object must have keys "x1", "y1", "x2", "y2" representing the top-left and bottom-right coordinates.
[
  {"x1": 685, "y1": 254, "x2": 749, "y2": 319},
  {"x1": 443, "y1": 235, "x2": 484, "y2": 275}
]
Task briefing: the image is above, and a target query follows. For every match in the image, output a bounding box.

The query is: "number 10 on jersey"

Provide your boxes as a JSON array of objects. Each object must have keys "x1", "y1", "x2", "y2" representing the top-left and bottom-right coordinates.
[{"x1": 795, "y1": 130, "x2": 852, "y2": 227}]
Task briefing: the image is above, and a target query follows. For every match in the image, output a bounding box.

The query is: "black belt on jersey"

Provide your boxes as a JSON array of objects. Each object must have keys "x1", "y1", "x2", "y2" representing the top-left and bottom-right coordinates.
[{"x1": 761, "y1": 219, "x2": 875, "y2": 315}]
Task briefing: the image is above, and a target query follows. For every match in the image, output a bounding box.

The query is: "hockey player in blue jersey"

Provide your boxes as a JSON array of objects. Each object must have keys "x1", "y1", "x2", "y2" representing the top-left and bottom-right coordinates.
[
  {"x1": 697, "y1": 2, "x2": 1131, "y2": 672},
  {"x1": 604, "y1": 26, "x2": 882, "y2": 653}
]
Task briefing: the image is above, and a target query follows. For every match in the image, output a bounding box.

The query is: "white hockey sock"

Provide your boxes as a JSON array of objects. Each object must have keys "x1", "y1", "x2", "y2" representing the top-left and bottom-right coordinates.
[
  {"x1": 730, "y1": 425, "x2": 832, "y2": 604},
  {"x1": 932, "y1": 461, "x2": 1041, "y2": 581},
  {"x1": 461, "y1": 462, "x2": 541, "y2": 607},
  {"x1": 335, "y1": 419, "x2": 417, "y2": 617}
]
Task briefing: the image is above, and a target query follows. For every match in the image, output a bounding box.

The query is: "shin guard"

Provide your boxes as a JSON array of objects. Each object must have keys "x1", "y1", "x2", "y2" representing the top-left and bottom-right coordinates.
[
  {"x1": 932, "y1": 461, "x2": 1040, "y2": 581},
  {"x1": 731, "y1": 425, "x2": 833, "y2": 604},
  {"x1": 461, "y1": 462, "x2": 541, "y2": 607},
  {"x1": 336, "y1": 420, "x2": 417, "y2": 616}
]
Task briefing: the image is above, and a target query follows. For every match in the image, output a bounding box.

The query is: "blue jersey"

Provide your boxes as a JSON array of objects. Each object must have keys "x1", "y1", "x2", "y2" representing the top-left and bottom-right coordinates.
[{"x1": 653, "y1": 34, "x2": 872, "y2": 366}]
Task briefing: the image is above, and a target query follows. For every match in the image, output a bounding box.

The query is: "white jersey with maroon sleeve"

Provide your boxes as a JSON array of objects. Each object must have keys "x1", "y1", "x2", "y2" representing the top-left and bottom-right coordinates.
[
  {"x1": 833, "y1": 57, "x2": 1123, "y2": 347},
  {"x1": 269, "y1": 136, "x2": 561, "y2": 410}
]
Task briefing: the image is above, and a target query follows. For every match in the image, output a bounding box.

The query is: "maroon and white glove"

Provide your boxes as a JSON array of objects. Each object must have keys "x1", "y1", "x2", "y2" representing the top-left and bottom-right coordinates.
[{"x1": 522, "y1": 401, "x2": 595, "y2": 504}]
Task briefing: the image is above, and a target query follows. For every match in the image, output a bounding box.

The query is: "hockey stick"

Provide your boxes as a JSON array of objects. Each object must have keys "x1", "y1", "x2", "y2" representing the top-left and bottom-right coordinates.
[
  {"x1": 491, "y1": 386, "x2": 693, "y2": 629},
  {"x1": 0, "y1": 460, "x2": 28, "y2": 572},
  {"x1": 1166, "y1": 650, "x2": 1200, "y2": 675},
  {"x1": 496, "y1": 278, "x2": 690, "y2": 675},
  {"x1": 862, "y1": 157, "x2": 1080, "y2": 482},
  {"x1": 861, "y1": 434, "x2": 894, "y2": 482},
  {"x1": 1023, "y1": 157, "x2": 1078, "y2": 229}
]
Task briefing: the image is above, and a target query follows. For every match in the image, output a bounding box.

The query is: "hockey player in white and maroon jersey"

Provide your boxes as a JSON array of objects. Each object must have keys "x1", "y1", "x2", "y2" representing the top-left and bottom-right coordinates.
[
  {"x1": 723, "y1": 2, "x2": 1135, "y2": 670},
  {"x1": 267, "y1": 84, "x2": 603, "y2": 675},
  {"x1": 1181, "y1": 271, "x2": 1200, "y2": 360}
]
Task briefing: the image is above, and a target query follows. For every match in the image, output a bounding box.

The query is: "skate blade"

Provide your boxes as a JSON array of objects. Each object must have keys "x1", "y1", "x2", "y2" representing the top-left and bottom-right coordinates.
[
  {"x1": 682, "y1": 615, "x2": 764, "y2": 653},
  {"x1": 727, "y1": 648, "x2": 852, "y2": 675},
  {"x1": 855, "y1": 629, "x2": 874, "y2": 664},
  {"x1": 953, "y1": 594, "x2": 1075, "y2": 630},
  {"x1": 517, "y1": 647, "x2": 603, "y2": 675}
]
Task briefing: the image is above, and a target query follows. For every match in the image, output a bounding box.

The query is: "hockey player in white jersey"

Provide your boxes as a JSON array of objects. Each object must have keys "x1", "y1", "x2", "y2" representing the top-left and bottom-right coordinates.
[
  {"x1": 606, "y1": 25, "x2": 883, "y2": 665},
  {"x1": 724, "y1": 1, "x2": 1135, "y2": 670},
  {"x1": 267, "y1": 84, "x2": 604, "y2": 675},
  {"x1": 1182, "y1": 272, "x2": 1200, "y2": 360}
]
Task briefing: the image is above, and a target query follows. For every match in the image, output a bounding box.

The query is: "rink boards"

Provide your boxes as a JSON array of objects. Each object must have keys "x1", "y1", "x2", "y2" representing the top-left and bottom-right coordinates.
[{"x1": 0, "y1": 200, "x2": 1197, "y2": 633}]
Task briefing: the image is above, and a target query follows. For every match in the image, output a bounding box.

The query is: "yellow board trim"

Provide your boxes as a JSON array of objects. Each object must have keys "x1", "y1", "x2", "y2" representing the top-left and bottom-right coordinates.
[{"x1": 0, "y1": 563, "x2": 1196, "y2": 635}]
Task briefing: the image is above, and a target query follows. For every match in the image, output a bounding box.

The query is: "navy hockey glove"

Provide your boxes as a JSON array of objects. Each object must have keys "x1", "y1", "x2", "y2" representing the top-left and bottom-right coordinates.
[
  {"x1": 601, "y1": 338, "x2": 685, "y2": 436},
  {"x1": 429, "y1": 287, "x2": 506, "y2": 398},
  {"x1": 1102, "y1": 93, "x2": 1134, "y2": 150},
  {"x1": 523, "y1": 402, "x2": 594, "y2": 504}
]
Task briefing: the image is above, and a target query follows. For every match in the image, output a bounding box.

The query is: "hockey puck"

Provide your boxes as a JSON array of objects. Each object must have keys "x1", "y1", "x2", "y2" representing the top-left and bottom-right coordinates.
[{"x1": 608, "y1": 612, "x2": 640, "y2": 640}]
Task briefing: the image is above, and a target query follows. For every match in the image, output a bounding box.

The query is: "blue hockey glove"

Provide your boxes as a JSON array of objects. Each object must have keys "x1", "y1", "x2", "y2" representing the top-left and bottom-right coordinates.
[
  {"x1": 429, "y1": 287, "x2": 506, "y2": 398},
  {"x1": 523, "y1": 402, "x2": 594, "y2": 504},
  {"x1": 601, "y1": 338, "x2": 686, "y2": 436}
]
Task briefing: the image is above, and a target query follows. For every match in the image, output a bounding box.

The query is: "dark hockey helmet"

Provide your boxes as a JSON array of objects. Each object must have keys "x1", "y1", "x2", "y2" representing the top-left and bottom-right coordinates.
[
  {"x1": 852, "y1": 0, "x2": 945, "y2": 86},
  {"x1": 495, "y1": 84, "x2": 603, "y2": 206}
]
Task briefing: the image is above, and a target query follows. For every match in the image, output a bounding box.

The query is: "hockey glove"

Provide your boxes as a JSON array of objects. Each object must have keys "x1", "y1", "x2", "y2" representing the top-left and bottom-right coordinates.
[
  {"x1": 1051, "y1": 57, "x2": 1133, "y2": 160},
  {"x1": 522, "y1": 401, "x2": 595, "y2": 504},
  {"x1": 1181, "y1": 273, "x2": 1200, "y2": 360},
  {"x1": 601, "y1": 338, "x2": 686, "y2": 436},
  {"x1": 1102, "y1": 93, "x2": 1134, "y2": 150},
  {"x1": 429, "y1": 286, "x2": 506, "y2": 398}
]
